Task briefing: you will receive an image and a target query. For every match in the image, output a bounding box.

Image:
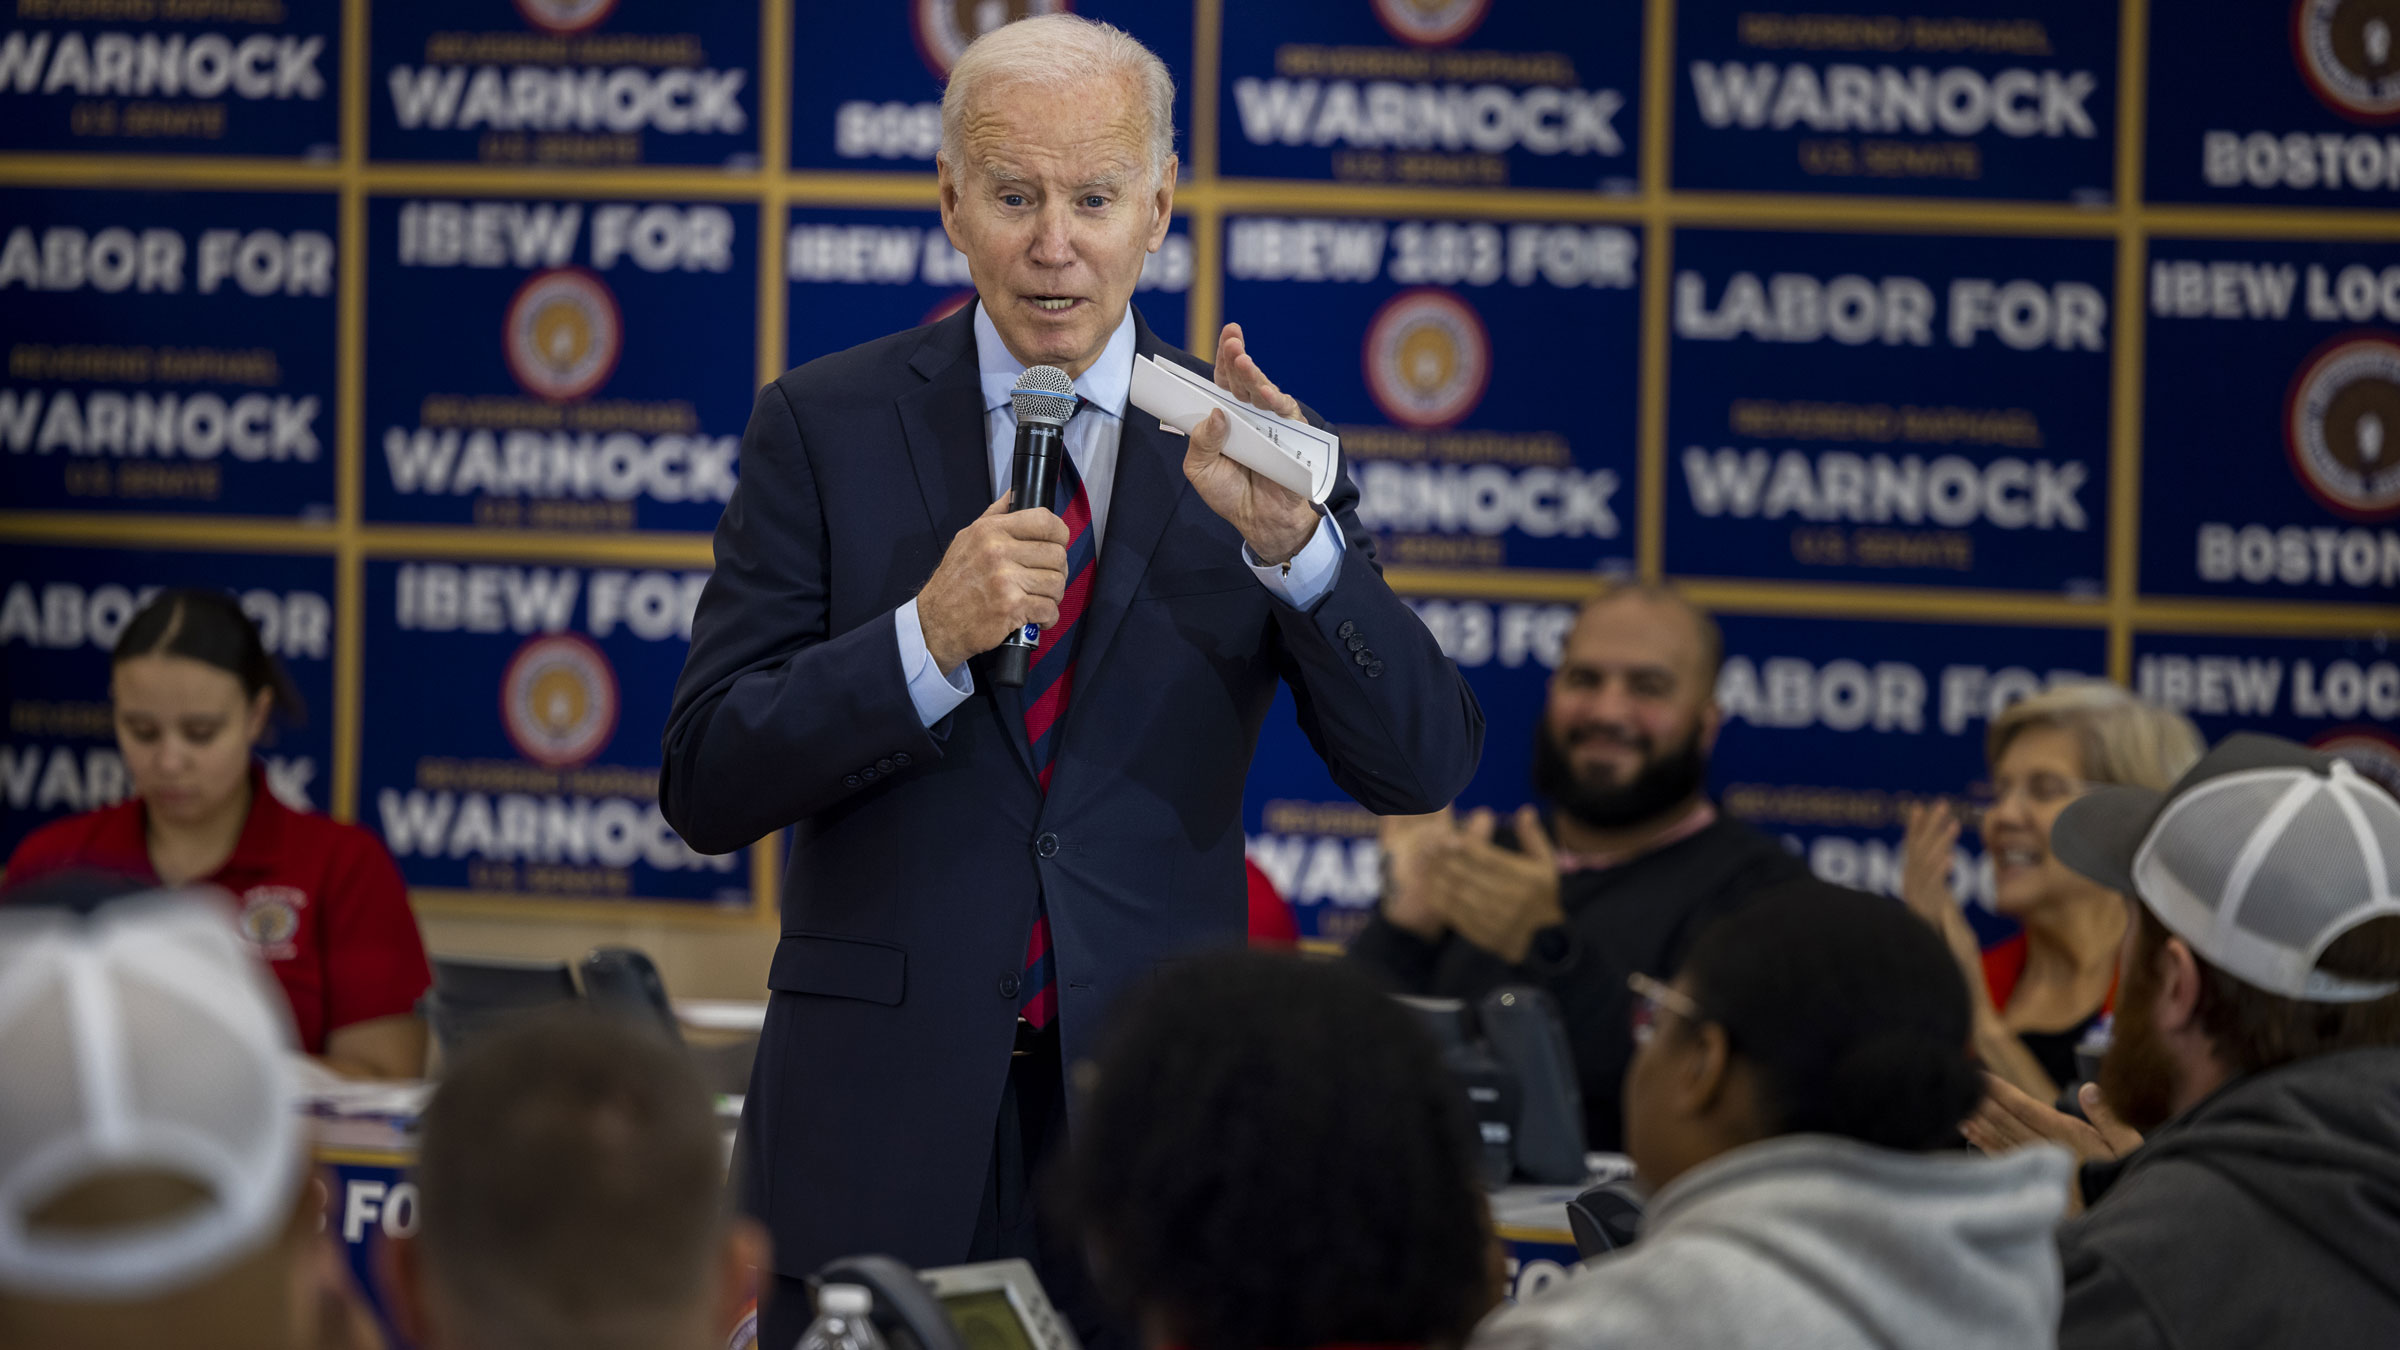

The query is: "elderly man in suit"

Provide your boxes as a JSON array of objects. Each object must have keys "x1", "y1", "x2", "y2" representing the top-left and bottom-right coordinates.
[{"x1": 661, "y1": 15, "x2": 1481, "y2": 1346}]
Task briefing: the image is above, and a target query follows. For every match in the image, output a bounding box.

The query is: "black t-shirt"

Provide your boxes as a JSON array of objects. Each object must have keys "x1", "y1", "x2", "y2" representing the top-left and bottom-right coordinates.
[{"x1": 1347, "y1": 812, "x2": 1810, "y2": 1151}]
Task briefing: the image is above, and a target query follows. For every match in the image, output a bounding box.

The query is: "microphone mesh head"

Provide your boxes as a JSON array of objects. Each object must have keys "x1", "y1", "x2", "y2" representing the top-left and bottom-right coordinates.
[{"x1": 1012, "y1": 365, "x2": 1078, "y2": 427}]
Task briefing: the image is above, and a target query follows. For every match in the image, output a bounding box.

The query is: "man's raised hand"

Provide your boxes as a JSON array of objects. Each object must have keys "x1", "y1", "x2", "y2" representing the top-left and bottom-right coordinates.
[{"x1": 1180, "y1": 322, "x2": 1321, "y2": 566}]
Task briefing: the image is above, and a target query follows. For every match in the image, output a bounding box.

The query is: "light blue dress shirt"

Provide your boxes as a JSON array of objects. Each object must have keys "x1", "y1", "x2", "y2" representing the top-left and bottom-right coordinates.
[{"x1": 892, "y1": 302, "x2": 1345, "y2": 727}]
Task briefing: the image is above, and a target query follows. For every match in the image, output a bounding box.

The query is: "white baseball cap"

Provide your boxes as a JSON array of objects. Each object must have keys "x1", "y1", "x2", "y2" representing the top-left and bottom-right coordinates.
[
  {"x1": 0, "y1": 889, "x2": 303, "y2": 1299},
  {"x1": 2053, "y1": 732, "x2": 2400, "y2": 1003}
]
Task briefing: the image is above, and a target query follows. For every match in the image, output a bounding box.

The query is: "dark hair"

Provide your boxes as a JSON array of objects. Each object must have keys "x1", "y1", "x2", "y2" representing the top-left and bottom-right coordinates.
[
  {"x1": 111, "y1": 587, "x2": 303, "y2": 723},
  {"x1": 1065, "y1": 951, "x2": 1495, "y2": 1350},
  {"x1": 1675, "y1": 880, "x2": 1983, "y2": 1151},
  {"x1": 2131, "y1": 906, "x2": 2400, "y2": 1076},
  {"x1": 415, "y1": 1008, "x2": 725, "y2": 1350}
]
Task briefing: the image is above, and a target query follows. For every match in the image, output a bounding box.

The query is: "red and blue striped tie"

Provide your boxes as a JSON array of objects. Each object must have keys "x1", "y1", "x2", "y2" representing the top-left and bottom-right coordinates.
[{"x1": 1018, "y1": 408, "x2": 1093, "y2": 1031}]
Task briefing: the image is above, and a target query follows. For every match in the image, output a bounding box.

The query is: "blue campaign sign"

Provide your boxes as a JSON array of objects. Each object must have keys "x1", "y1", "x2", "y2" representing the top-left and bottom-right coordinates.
[
  {"x1": 0, "y1": 544, "x2": 337, "y2": 862},
  {"x1": 2147, "y1": 1, "x2": 2400, "y2": 206},
  {"x1": 1245, "y1": 593, "x2": 1573, "y2": 942},
  {"x1": 1, "y1": 187, "x2": 338, "y2": 520},
  {"x1": 787, "y1": 2, "x2": 1193, "y2": 172},
  {"x1": 370, "y1": 0, "x2": 758, "y2": 167},
  {"x1": 362, "y1": 194, "x2": 756, "y2": 533},
  {"x1": 1666, "y1": 228, "x2": 2113, "y2": 593},
  {"x1": 0, "y1": 2, "x2": 339, "y2": 157},
  {"x1": 785, "y1": 205, "x2": 1191, "y2": 369},
  {"x1": 1707, "y1": 612, "x2": 2107, "y2": 944},
  {"x1": 1222, "y1": 214, "x2": 1641, "y2": 573},
  {"x1": 357, "y1": 558, "x2": 749, "y2": 907},
  {"x1": 2142, "y1": 237, "x2": 2400, "y2": 602},
  {"x1": 1672, "y1": 1, "x2": 2116, "y2": 200},
  {"x1": 1218, "y1": 0, "x2": 1641, "y2": 191},
  {"x1": 2134, "y1": 629, "x2": 2400, "y2": 798}
]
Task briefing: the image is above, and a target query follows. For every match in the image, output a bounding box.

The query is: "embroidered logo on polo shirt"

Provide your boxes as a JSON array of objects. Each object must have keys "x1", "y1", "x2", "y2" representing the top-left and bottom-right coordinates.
[{"x1": 239, "y1": 885, "x2": 308, "y2": 961}]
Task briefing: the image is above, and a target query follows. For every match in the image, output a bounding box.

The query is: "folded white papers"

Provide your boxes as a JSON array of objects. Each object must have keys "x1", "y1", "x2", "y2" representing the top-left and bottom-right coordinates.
[{"x1": 1128, "y1": 353, "x2": 1340, "y2": 506}]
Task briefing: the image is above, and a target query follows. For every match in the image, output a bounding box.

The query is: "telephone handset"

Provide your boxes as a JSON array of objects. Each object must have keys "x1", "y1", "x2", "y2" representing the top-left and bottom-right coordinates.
[{"x1": 811, "y1": 1256, "x2": 1082, "y2": 1350}]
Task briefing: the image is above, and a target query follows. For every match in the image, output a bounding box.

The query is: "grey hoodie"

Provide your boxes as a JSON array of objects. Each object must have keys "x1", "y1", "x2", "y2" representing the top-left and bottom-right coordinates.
[
  {"x1": 2058, "y1": 1046, "x2": 2400, "y2": 1350},
  {"x1": 1473, "y1": 1135, "x2": 2072, "y2": 1350}
]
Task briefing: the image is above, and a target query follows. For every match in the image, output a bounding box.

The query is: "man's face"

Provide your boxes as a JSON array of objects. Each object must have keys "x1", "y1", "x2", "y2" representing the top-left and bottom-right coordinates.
[
  {"x1": 938, "y1": 75, "x2": 1174, "y2": 379},
  {"x1": 1534, "y1": 596, "x2": 1721, "y2": 829},
  {"x1": 2097, "y1": 904, "x2": 2186, "y2": 1134}
]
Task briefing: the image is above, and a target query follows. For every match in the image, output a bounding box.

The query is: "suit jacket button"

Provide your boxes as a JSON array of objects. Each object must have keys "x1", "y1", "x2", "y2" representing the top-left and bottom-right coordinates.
[
  {"x1": 843, "y1": 774, "x2": 861, "y2": 788},
  {"x1": 1353, "y1": 649, "x2": 1373, "y2": 667},
  {"x1": 1036, "y1": 832, "x2": 1060, "y2": 858},
  {"x1": 999, "y1": 973, "x2": 1021, "y2": 998},
  {"x1": 893, "y1": 752, "x2": 911, "y2": 766},
  {"x1": 1337, "y1": 620, "x2": 1357, "y2": 639},
  {"x1": 1367, "y1": 660, "x2": 1386, "y2": 678},
  {"x1": 877, "y1": 757, "x2": 896, "y2": 773},
  {"x1": 1345, "y1": 635, "x2": 1367, "y2": 652},
  {"x1": 861, "y1": 767, "x2": 878, "y2": 781}
]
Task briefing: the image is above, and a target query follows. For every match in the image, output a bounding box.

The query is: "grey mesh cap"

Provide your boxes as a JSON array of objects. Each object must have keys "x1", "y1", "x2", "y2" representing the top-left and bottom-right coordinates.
[{"x1": 2053, "y1": 732, "x2": 2400, "y2": 1003}]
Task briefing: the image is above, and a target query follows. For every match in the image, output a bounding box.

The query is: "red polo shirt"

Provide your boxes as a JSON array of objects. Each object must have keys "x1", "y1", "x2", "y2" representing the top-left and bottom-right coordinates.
[{"x1": 3, "y1": 764, "x2": 431, "y2": 1054}]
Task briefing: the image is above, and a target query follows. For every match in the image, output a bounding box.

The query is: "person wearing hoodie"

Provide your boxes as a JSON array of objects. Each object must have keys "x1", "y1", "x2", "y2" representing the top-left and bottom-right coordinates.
[
  {"x1": 1965, "y1": 733, "x2": 2400, "y2": 1350},
  {"x1": 1472, "y1": 879, "x2": 2072, "y2": 1350}
]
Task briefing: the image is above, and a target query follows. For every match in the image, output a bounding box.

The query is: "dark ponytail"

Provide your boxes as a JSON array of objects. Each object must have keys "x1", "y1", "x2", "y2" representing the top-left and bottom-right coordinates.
[
  {"x1": 1678, "y1": 879, "x2": 1983, "y2": 1152},
  {"x1": 112, "y1": 588, "x2": 306, "y2": 725}
]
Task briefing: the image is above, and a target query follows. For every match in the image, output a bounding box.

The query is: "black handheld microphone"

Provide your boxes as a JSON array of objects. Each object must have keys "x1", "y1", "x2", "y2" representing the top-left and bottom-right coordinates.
[{"x1": 992, "y1": 365, "x2": 1078, "y2": 688}]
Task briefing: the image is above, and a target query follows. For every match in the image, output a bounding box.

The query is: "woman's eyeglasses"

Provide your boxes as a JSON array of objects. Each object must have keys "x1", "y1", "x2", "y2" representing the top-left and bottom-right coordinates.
[{"x1": 1627, "y1": 970, "x2": 1702, "y2": 1045}]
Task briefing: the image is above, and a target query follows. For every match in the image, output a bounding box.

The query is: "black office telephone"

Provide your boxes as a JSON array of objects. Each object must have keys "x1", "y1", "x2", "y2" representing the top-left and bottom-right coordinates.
[{"x1": 808, "y1": 1256, "x2": 1081, "y2": 1350}]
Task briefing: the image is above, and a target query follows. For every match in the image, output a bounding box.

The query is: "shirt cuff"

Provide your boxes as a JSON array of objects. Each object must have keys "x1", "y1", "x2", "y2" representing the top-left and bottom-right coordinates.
[
  {"x1": 1245, "y1": 515, "x2": 1345, "y2": 611},
  {"x1": 895, "y1": 597, "x2": 974, "y2": 728}
]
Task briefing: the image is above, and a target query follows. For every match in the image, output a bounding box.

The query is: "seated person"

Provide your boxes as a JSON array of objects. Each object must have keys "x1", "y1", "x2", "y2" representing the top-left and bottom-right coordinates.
[
  {"x1": 1474, "y1": 881, "x2": 2071, "y2": 1350},
  {"x1": 1903, "y1": 681, "x2": 2201, "y2": 1101},
  {"x1": 385, "y1": 1006, "x2": 766, "y2": 1350},
  {"x1": 1066, "y1": 950, "x2": 1499, "y2": 1350},
  {"x1": 0, "y1": 887, "x2": 381, "y2": 1350},
  {"x1": 1349, "y1": 582, "x2": 1806, "y2": 1149},
  {"x1": 4, "y1": 587, "x2": 431, "y2": 1079},
  {"x1": 1964, "y1": 733, "x2": 2400, "y2": 1350}
]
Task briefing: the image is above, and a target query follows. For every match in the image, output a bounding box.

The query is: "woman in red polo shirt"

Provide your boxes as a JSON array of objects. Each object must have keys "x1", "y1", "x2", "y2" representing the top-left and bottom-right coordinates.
[{"x1": 4, "y1": 588, "x2": 431, "y2": 1079}]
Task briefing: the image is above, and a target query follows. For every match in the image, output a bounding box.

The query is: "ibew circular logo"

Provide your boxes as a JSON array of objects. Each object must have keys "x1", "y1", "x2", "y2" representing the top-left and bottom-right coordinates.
[
  {"x1": 2313, "y1": 726, "x2": 2400, "y2": 799},
  {"x1": 504, "y1": 268, "x2": 622, "y2": 402},
  {"x1": 513, "y1": 0, "x2": 617, "y2": 37},
  {"x1": 1374, "y1": 0, "x2": 1492, "y2": 47},
  {"x1": 502, "y1": 633, "x2": 620, "y2": 768},
  {"x1": 916, "y1": 0, "x2": 1071, "y2": 77},
  {"x1": 2295, "y1": 0, "x2": 2400, "y2": 123},
  {"x1": 2285, "y1": 334, "x2": 2400, "y2": 520},
  {"x1": 1364, "y1": 288, "x2": 1491, "y2": 429}
]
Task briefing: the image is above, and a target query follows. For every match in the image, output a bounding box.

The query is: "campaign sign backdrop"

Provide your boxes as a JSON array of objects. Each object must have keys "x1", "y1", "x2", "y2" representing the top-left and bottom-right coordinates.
[
  {"x1": 1223, "y1": 214, "x2": 1641, "y2": 572},
  {"x1": 1, "y1": 187, "x2": 338, "y2": 519},
  {"x1": 788, "y1": 1, "x2": 1193, "y2": 173},
  {"x1": 1706, "y1": 612, "x2": 2107, "y2": 944},
  {"x1": 0, "y1": 2, "x2": 340, "y2": 158},
  {"x1": 1246, "y1": 594, "x2": 1573, "y2": 943},
  {"x1": 1672, "y1": 0, "x2": 2116, "y2": 200},
  {"x1": 371, "y1": 0, "x2": 759, "y2": 168},
  {"x1": 1666, "y1": 228, "x2": 2113, "y2": 593},
  {"x1": 2147, "y1": 0, "x2": 2400, "y2": 207},
  {"x1": 2134, "y1": 629, "x2": 2400, "y2": 799},
  {"x1": 785, "y1": 206, "x2": 1191, "y2": 368},
  {"x1": 2142, "y1": 237, "x2": 2400, "y2": 603},
  {"x1": 358, "y1": 558, "x2": 747, "y2": 907},
  {"x1": 362, "y1": 194, "x2": 756, "y2": 533},
  {"x1": 0, "y1": 544, "x2": 337, "y2": 862},
  {"x1": 1219, "y1": 0, "x2": 1641, "y2": 191}
]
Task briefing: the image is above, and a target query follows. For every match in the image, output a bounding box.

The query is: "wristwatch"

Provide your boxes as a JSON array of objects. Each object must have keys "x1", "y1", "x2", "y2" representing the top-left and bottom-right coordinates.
[{"x1": 1524, "y1": 923, "x2": 1580, "y2": 976}]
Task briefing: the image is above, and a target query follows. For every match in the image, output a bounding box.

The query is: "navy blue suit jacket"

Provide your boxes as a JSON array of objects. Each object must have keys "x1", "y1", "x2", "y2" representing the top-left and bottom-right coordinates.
[{"x1": 661, "y1": 304, "x2": 1482, "y2": 1276}]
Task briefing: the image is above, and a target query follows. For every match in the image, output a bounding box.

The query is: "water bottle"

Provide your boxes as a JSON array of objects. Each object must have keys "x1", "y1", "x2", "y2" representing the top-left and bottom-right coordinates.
[{"x1": 794, "y1": 1284, "x2": 889, "y2": 1350}]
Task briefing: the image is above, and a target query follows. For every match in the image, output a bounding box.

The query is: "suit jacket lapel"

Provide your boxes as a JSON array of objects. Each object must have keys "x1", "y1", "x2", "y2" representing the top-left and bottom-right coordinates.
[
  {"x1": 1071, "y1": 312, "x2": 1193, "y2": 704},
  {"x1": 896, "y1": 308, "x2": 1041, "y2": 785}
]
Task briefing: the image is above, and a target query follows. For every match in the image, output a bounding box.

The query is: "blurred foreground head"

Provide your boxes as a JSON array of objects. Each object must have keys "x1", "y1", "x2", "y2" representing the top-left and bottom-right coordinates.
[
  {"x1": 386, "y1": 1007, "x2": 762, "y2": 1350},
  {"x1": 1066, "y1": 950, "x2": 1498, "y2": 1350},
  {"x1": 0, "y1": 887, "x2": 316, "y2": 1350}
]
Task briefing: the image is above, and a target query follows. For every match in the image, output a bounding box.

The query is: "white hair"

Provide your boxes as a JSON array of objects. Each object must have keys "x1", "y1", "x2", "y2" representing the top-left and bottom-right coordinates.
[{"x1": 939, "y1": 13, "x2": 1176, "y2": 184}]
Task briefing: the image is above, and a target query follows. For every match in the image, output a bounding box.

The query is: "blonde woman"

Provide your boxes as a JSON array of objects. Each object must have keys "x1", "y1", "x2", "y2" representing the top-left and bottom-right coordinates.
[{"x1": 1902, "y1": 682, "x2": 2202, "y2": 1103}]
